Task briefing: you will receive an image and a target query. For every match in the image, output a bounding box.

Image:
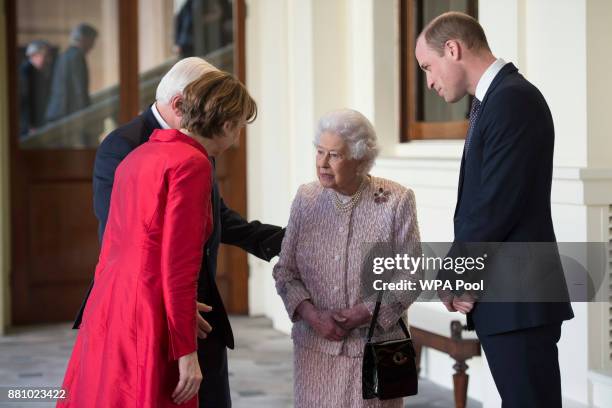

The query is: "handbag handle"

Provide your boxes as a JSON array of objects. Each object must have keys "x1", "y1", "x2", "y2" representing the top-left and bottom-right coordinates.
[{"x1": 366, "y1": 291, "x2": 411, "y2": 342}]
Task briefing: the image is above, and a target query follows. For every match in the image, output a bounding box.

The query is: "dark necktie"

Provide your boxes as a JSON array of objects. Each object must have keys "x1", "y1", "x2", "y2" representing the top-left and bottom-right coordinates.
[{"x1": 464, "y1": 97, "x2": 481, "y2": 156}]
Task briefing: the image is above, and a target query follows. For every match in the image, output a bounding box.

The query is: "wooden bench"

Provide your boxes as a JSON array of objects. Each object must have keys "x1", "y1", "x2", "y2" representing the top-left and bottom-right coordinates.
[{"x1": 408, "y1": 305, "x2": 481, "y2": 408}]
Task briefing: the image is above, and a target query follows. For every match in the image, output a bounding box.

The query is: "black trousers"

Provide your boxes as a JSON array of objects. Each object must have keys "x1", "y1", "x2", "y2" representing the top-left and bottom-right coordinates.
[
  {"x1": 197, "y1": 329, "x2": 231, "y2": 408},
  {"x1": 478, "y1": 322, "x2": 563, "y2": 408}
]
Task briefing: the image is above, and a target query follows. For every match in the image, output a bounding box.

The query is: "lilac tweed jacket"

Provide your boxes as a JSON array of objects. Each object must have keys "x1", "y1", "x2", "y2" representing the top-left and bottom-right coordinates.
[{"x1": 273, "y1": 176, "x2": 422, "y2": 357}]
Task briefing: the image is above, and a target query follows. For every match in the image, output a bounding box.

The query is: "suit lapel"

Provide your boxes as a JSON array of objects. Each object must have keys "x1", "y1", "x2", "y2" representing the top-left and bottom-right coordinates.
[{"x1": 454, "y1": 153, "x2": 467, "y2": 219}]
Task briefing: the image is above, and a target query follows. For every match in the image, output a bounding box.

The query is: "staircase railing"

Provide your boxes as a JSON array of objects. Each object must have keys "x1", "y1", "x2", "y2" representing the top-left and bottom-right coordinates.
[{"x1": 20, "y1": 45, "x2": 234, "y2": 149}]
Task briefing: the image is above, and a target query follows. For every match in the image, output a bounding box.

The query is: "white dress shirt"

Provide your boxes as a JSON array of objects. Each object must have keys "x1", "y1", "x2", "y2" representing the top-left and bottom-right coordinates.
[
  {"x1": 151, "y1": 103, "x2": 171, "y2": 129},
  {"x1": 475, "y1": 58, "x2": 507, "y2": 101}
]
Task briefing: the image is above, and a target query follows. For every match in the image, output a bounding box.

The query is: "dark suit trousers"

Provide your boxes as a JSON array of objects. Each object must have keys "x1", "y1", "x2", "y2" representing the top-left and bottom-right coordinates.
[
  {"x1": 478, "y1": 322, "x2": 562, "y2": 408},
  {"x1": 197, "y1": 329, "x2": 231, "y2": 408}
]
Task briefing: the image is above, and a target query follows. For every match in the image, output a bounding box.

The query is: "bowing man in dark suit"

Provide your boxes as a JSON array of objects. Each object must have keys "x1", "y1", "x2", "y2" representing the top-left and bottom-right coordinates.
[
  {"x1": 415, "y1": 12, "x2": 574, "y2": 408},
  {"x1": 19, "y1": 40, "x2": 52, "y2": 137},
  {"x1": 74, "y1": 57, "x2": 285, "y2": 408}
]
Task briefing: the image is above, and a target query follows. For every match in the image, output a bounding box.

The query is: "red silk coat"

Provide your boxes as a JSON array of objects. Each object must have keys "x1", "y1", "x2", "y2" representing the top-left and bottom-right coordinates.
[{"x1": 58, "y1": 129, "x2": 213, "y2": 407}]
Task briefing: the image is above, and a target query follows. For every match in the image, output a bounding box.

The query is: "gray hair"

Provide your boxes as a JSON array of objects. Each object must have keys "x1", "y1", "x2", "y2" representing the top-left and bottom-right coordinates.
[
  {"x1": 314, "y1": 109, "x2": 379, "y2": 172},
  {"x1": 70, "y1": 23, "x2": 98, "y2": 44},
  {"x1": 155, "y1": 57, "x2": 218, "y2": 105},
  {"x1": 25, "y1": 40, "x2": 50, "y2": 57}
]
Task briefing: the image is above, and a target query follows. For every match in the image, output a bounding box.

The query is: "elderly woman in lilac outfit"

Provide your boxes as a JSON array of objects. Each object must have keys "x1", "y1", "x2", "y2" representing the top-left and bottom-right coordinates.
[{"x1": 273, "y1": 109, "x2": 422, "y2": 408}]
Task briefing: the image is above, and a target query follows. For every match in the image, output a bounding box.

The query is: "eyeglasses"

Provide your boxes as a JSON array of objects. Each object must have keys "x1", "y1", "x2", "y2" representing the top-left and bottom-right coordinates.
[{"x1": 315, "y1": 147, "x2": 344, "y2": 163}]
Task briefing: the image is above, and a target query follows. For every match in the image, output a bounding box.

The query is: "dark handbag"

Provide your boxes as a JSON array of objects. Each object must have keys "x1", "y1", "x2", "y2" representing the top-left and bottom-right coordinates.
[{"x1": 362, "y1": 296, "x2": 418, "y2": 400}]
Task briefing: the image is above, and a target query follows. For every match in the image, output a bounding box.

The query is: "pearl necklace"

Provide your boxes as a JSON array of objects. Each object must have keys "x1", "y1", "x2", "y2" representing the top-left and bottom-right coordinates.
[{"x1": 332, "y1": 178, "x2": 368, "y2": 213}]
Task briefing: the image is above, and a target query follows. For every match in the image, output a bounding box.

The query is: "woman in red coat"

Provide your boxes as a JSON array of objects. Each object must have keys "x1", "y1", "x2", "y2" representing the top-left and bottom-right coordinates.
[{"x1": 58, "y1": 70, "x2": 257, "y2": 407}]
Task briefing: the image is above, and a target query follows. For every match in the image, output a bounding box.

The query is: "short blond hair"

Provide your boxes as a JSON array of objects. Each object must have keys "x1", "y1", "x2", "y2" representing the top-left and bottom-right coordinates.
[
  {"x1": 180, "y1": 71, "x2": 257, "y2": 138},
  {"x1": 421, "y1": 11, "x2": 490, "y2": 55}
]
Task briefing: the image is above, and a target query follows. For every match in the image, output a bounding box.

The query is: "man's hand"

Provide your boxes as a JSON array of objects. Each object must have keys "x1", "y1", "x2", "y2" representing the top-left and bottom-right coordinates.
[
  {"x1": 439, "y1": 291, "x2": 475, "y2": 314},
  {"x1": 196, "y1": 302, "x2": 213, "y2": 339},
  {"x1": 452, "y1": 293, "x2": 475, "y2": 314},
  {"x1": 331, "y1": 304, "x2": 371, "y2": 331},
  {"x1": 297, "y1": 301, "x2": 348, "y2": 341}
]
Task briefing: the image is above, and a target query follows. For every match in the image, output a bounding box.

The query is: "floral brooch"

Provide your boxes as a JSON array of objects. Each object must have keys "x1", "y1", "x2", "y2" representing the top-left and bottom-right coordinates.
[{"x1": 374, "y1": 187, "x2": 391, "y2": 204}]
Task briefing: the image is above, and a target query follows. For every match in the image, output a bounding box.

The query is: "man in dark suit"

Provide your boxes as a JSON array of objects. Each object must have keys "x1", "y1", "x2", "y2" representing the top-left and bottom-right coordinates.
[
  {"x1": 19, "y1": 40, "x2": 52, "y2": 137},
  {"x1": 46, "y1": 23, "x2": 97, "y2": 122},
  {"x1": 74, "y1": 57, "x2": 285, "y2": 408},
  {"x1": 416, "y1": 12, "x2": 574, "y2": 407},
  {"x1": 174, "y1": 0, "x2": 195, "y2": 58}
]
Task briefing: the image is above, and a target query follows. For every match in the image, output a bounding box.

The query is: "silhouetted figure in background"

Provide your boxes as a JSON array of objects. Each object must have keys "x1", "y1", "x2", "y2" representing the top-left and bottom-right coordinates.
[
  {"x1": 175, "y1": 0, "x2": 223, "y2": 58},
  {"x1": 175, "y1": 0, "x2": 195, "y2": 58},
  {"x1": 46, "y1": 23, "x2": 98, "y2": 122},
  {"x1": 19, "y1": 40, "x2": 52, "y2": 137},
  {"x1": 219, "y1": 0, "x2": 233, "y2": 47}
]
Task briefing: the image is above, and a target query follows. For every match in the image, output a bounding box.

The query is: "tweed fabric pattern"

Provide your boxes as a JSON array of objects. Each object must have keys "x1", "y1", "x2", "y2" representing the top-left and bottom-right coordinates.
[{"x1": 293, "y1": 345, "x2": 403, "y2": 408}]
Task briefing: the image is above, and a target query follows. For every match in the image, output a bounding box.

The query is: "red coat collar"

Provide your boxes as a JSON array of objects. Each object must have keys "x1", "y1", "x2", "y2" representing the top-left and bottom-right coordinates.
[{"x1": 149, "y1": 129, "x2": 209, "y2": 157}]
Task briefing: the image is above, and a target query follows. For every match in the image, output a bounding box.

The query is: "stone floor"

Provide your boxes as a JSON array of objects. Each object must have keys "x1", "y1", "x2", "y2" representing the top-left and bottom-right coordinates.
[{"x1": 0, "y1": 316, "x2": 481, "y2": 407}]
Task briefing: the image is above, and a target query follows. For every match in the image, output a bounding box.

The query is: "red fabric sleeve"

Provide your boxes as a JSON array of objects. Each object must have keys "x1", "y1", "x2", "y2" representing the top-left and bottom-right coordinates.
[{"x1": 161, "y1": 157, "x2": 212, "y2": 361}]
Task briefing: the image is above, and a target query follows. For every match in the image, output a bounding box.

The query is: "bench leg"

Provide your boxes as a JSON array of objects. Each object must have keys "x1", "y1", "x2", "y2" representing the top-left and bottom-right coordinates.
[
  {"x1": 414, "y1": 343, "x2": 423, "y2": 376},
  {"x1": 452, "y1": 360, "x2": 468, "y2": 408}
]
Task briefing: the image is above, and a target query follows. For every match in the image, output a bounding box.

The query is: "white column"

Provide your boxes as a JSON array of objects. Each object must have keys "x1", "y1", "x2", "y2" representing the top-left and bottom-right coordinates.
[
  {"x1": 524, "y1": 0, "x2": 587, "y2": 168},
  {"x1": 345, "y1": 0, "x2": 374, "y2": 118},
  {"x1": 246, "y1": 0, "x2": 292, "y2": 329},
  {"x1": 586, "y1": 0, "x2": 612, "y2": 169},
  {"x1": 479, "y1": 0, "x2": 520, "y2": 66},
  {"x1": 247, "y1": 0, "x2": 353, "y2": 332}
]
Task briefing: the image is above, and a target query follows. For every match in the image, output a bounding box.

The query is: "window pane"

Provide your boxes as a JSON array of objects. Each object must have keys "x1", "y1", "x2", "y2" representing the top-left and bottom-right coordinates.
[
  {"x1": 17, "y1": 0, "x2": 120, "y2": 149},
  {"x1": 137, "y1": 0, "x2": 176, "y2": 111},
  {"x1": 182, "y1": 0, "x2": 234, "y2": 60},
  {"x1": 137, "y1": 0, "x2": 235, "y2": 115},
  {"x1": 417, "y1": 0, "x2": 472, "y2": 123}
]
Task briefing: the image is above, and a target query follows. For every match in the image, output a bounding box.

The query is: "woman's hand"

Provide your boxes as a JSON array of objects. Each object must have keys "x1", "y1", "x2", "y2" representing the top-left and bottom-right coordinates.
[
  {"x1": 172, "y1": 351, "x2": 202, "y2": 405},
  {"x1": 297, "y1": 301, "x2": 348, "y2": 341},
  {"x1": 311, "y1": 310, "x2": 349, "y2": 341},
  {"x1": 331, "y1": 303, "x2": 371, "y2": 331}
]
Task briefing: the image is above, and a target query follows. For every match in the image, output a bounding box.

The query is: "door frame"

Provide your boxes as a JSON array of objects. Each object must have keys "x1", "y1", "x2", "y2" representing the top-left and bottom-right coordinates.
[
  {"x1": 5, "y1": 0, "x2": 140, "y2": 325},
  {"x1": 216, "y1": 0, "x2": 249, "y2": 314},
  {"x1": 6, "y1": 0, "x2": 249, "y2": 324}
]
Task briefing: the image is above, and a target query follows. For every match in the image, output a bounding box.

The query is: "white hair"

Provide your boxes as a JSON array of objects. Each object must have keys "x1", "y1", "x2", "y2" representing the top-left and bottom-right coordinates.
[
  {"x1": 314, "y1": 109, "x2": 380, "y2": 172},
  {"x1": 25, "y1": 40, "x2": 50, "y2": 57},
  {"x1": 155, "y1": 57, "x2": 218, "y2": 104}
]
